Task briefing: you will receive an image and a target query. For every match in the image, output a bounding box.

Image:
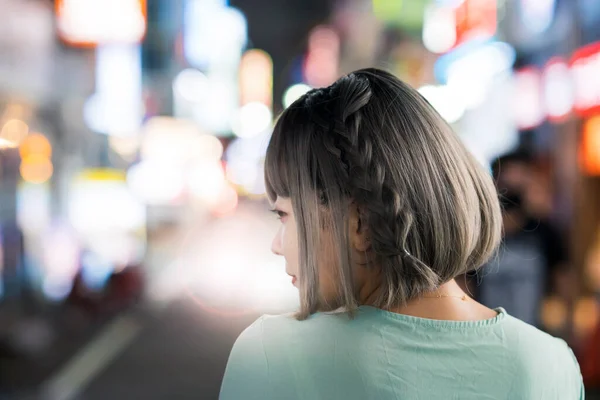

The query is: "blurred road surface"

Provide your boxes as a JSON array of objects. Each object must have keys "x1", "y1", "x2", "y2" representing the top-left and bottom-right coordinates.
[{"x1": 26, "y1": 200, "x2": 298, "y2": 400}]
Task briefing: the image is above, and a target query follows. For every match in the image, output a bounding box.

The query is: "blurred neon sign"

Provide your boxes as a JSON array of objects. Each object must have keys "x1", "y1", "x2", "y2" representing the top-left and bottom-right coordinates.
[
  {"x1": 56, "y1": 0, "x2": 147, "y2": 46},
  {"x1": 454, "y1": 0, "x2": 497, "y2": 49},
  {"x1": 581, "y1": 116, "x2": 600, "y2": 176},
  {"x1": 571, "y1": 42, "x2": 600, "y2": 118}
]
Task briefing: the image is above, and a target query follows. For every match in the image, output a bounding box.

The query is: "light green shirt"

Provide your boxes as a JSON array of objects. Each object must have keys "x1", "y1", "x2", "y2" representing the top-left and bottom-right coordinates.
[{"x1": 220, "y1": 306, "x2": 583, "y2": 399}]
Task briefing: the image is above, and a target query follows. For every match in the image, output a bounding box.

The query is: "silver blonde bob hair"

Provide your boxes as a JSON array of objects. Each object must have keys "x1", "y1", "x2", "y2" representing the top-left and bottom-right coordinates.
[{"x1": 265, "y1": 68, "x2": 502, "y2": 320}]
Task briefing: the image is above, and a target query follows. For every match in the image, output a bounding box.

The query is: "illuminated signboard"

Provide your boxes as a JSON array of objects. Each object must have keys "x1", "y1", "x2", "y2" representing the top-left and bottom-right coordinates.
[
  {"x1": 55, "y1": 0, "x2": 147, "y2": 46},
  {"x1": 570, "y1": 41, "x2": 600, "y2": 118}
]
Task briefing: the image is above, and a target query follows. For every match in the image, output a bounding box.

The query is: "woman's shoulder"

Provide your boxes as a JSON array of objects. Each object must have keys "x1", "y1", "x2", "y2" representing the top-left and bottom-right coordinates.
[
  {"x1": 233, "y1": 310, "x2": 350, "y2": 348},
  {"x1": 500, "y1": 314, "x2": 580, "y2": 371}
]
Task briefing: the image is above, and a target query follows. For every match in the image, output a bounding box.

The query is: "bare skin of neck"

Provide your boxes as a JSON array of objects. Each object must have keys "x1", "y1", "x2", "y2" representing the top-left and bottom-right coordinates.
[{"x1": 358, "y1": 274, "x2": 498, "y2": 321}]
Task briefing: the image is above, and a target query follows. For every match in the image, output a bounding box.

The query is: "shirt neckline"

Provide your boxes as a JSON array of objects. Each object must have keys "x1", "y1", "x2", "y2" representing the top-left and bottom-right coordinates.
[{"x1": 357, "y1": 305, "x2": 507, "y2": 330}]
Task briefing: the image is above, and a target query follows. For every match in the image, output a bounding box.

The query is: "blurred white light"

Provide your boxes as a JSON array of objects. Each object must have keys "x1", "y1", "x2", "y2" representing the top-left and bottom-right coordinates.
[
  {"x1": 543, "y1": 59, "x2": 574, "y2": 121},
  {"x1": 40, "y1": 222, "x2": 80, "y2": 301},
  {"x1": 184, "y1": 3, "x2": 247, "y2": 71},
  {"x1": 226, "y1": 159, "x2": 256, "y2": 187},
  {"x1": 17, "y1": 182, "x2": 51, "y2": 234},
  {"x1": 109, "y1": 136, "x2": 141, "y2": 157},
  {"x1": 179, "y1": 205, "x2": 298, "y2": 314},
  {"x1": 42, "y1": 224, "x2": 80, "y2": 272},
  {"x1": 141, "y1": 118, "x2": 222, "y2": 164},
  {"x1": 232, "y1": 102, "x2": 272, "y2": 138},
  {"x1": 0, "y1": 119, "x2": 29, "y2": 147},
  {"x1": 173, "y1": 69, "x2": 208, "y2": 103},
  {"x1": 249, "y1": 260, "x2": 299, "y2": 312},
  {"x1": 571, "y1": 48, "x2": 600, "y2": 116},
  {"x1": 418, "y1": 85, "x2": 466, "y2": 123},
  {"x1": 422, "y1": 4, "x2": 457, "y2": 54},
  {"x1": 444, "y1": 42, "x2": 515, "y2": 109},
  {"x1": 225, "y1": 135, "x2": 268, "y2": 195},
  {"x1": 521, "y1": 0, "x2": 556, "y2": 34},
  {"x1": 56, "y1": 0, "x2": 146, "y2": 45},
  {"x1": 127, "y1": 161, "x2": 186, "y2": 205},
  {"x1": 514, "y1": 68, "x2": 544, "y2": 129},
  {"x1": 188, "y1": 161, "x2": 226, "y2": 204},
  {"x1": 181, "y1": 77, "x2": 238, "y2": 134},
  {"x1": 196, "y1": 134, "x2": 224, "y2": 161},
  {"x1": 84, "y1": 44, "x2": 143, "y2": 136},
  {"x1": 211, "y1": 184, "x2": 239, "y2": 216},
  {"x1": 70, "y1": 179, "x2": 146, "y2": 232},
  {"x1": 42, "y1": 276, "x2": 73, "y2": 301},
  {"x1": 283, "y1": 84, "x2": 312, "y2": 108}
]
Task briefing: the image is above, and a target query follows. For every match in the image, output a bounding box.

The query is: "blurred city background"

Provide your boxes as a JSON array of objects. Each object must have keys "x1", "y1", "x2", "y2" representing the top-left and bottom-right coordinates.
[{"x1": 0, "y1": 0, "x2": 599, "y2": 398}]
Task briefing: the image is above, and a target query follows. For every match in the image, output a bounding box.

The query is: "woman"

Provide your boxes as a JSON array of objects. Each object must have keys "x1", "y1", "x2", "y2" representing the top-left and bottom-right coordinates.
[{"x1": 220, "y1": 69, "x2": 583, "y2": 399}]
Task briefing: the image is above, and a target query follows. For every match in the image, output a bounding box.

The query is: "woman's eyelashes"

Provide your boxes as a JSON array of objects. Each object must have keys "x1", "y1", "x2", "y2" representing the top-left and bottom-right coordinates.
[{"x1": 271, "y1": 209, "x2": 288, "y2": 221}]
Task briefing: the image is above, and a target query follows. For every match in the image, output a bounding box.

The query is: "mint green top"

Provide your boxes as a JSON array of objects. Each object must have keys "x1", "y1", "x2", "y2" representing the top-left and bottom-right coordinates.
[{"x1": 220, "y1": 306, "x2": 583, "y2": 399}]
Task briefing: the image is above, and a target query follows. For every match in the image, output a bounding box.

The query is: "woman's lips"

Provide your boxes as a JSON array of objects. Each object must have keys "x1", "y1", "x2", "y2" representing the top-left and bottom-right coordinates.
[{"x1": 287, "y1": 273, "x2": 297, "y2": 286}]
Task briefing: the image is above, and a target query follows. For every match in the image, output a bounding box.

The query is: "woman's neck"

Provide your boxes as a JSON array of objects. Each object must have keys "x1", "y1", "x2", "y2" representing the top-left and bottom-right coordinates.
[{"x1": 360, "y1": 278, "x2": 497, "y2": 321}]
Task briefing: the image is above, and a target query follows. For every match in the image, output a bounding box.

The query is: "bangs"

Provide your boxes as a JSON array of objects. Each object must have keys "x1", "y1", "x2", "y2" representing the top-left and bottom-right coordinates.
[
  {"x1": 264, "y1": 105, "x2": 306, "y2": 202},
  {"x1": 264, "y1": 119, "x2": 290, "y2": 202}
]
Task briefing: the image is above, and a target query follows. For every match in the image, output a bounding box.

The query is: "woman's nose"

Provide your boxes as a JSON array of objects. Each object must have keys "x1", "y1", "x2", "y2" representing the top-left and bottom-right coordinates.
[{"x1": 271, "y1": 230, "x2": 283, "y2": 256}]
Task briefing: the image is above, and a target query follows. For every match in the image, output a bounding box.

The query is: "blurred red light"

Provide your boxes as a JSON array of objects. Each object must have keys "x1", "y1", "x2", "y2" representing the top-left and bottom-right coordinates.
[{"x1": 454, "y1": 0, "x2": 497, "y2": 49}]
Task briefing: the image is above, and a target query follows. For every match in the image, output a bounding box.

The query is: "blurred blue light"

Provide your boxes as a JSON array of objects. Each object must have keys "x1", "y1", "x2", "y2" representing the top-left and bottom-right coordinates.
[
  {"x1": 81, "y1": 252, "x2": 115, "y2": 291},
  {"x1": 434, "y1": 39, "x2": 516, "y2": 85}
]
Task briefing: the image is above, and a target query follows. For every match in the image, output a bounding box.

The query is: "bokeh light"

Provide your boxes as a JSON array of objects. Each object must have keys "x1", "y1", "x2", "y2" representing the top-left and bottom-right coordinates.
[
  {"x1": 20, "y1": 155, "x2": 54, "y2": 184},
  {"x1": 173, "y1": 68, "x2": 208, "y2": 103},
  {"x1": 231, "y1": 102, "x2": 272, "y2": 138},
  {"x1": 0, "y1": 119, "x2": 29, "y2": 148},
  {"x1": 127, "y1": 161, "x2": 186, "y2": 205},
  {"x1": 581, "y1": 116, "x2": 600, "y2": 175},
  {"x1": 304, "y1": 25, "x2": 340, "y2": 88},
  {"x1": 418, "y1": 85, "x2": 465, "y2": 123},
  {"x1": 422, "y1": 4, "x2": 456, "y2": 54},
  {"x1": 239, "y1": 49, "x2": 273, "y2": 107},
  {"x1": 19, "y1": 133, "x2": 52, "y2": 160},
  {"x1": 188, "y1": 161, "x2": 227, "y2": 204},
  {"x1": 283, "y1": 83, "x2": 312, "y2": 108}
]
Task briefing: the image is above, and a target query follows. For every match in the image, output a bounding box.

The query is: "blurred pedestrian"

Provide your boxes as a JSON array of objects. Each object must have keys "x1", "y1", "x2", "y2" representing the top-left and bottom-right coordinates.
[{"x1": 475, "y1": 152, "x2": 569, "y2": 327}]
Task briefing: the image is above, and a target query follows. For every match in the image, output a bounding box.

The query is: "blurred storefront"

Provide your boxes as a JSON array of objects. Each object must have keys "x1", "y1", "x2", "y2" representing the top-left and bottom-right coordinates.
[{"x1": 0, "y1": 0, "x2": 599, "y2": 396}]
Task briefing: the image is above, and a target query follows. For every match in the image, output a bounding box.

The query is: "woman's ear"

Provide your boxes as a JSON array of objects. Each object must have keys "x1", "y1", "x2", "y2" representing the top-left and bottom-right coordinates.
[{"x1": 350, "y1": 203, "x2": 370, "y2": 252}]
